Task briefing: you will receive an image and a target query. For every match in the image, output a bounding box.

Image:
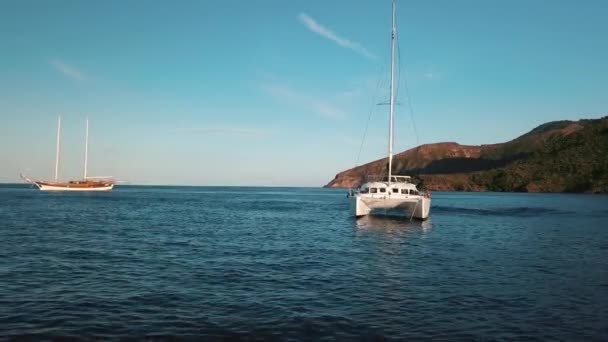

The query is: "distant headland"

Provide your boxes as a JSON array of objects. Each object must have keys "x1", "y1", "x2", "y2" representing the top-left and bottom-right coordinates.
[{"x1": 326, "y1": 116, "x2": 608, "y2": 193}]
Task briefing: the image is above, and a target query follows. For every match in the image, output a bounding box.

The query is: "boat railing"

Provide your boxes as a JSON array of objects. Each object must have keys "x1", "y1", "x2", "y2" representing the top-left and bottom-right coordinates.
[
  {"x1": 85, "y1": 176, "x2": 115, "y2": 183},
  {"x1": 365, "y1": 174, "x2": 411, "y2": 183}
]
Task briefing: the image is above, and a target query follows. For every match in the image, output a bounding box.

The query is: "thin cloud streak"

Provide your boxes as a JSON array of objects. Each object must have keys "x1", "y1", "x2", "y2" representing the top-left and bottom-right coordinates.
[
  {"x1": 425, "y1": 72, "x2": 440, "y2": 80},
  {"x1": 173, "y1": 127, "x2": 269, "y2": 136},
  {"x1": 262, "y1": 83, "x2": 346, "y2": 120},
  {"x1": 49, "y1": 60, "x2": 86, "y2": 81},
  {"x1": 298, "y1": 13, "x2": 376, "y2": 60},
  {"x1": 342, "y1": 135, "x2": 386, "y2": 147}
]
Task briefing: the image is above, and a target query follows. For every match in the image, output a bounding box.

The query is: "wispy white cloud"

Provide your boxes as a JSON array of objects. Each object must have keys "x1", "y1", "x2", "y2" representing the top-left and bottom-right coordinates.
[
  {"x1": 343, "y1": 135, "x2": 387, "y2": 147},
  {"x1": 298, "y1": 13, "x2": 376, "y2": 60},
  {"x1": 49, "y1": 60, "x2": 86, "y2": 81},
  {"x1": 262, "y1": 84, "x2": 300, "y2": 102},
  {"x1": 262, "y1": 83, "x2": 347, "y2": 120},
  {"x1": 314, "y1": 102, "x2": 346, "y2": 120},
  {"x1": 425, "y1": 72, "x2": 440, "y2": 80},
  {"x1": 341, "y1": 136, "x2": 360, "y2": 147},
  {"x1": 335, "y1": 88, "x2": 362, "y2": 101},
  {"x1": 173, "y1": 126, "x2": 269, "y2": 137}
]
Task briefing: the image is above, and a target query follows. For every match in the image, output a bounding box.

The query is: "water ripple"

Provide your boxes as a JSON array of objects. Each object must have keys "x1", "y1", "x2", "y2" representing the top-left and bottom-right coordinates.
[{"x1": 1, "y1": 186, "x2": 607, "y2": 339}]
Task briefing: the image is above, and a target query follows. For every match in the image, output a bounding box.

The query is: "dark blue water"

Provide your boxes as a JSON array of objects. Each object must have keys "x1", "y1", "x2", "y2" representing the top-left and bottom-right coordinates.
[{"x1": 1, "y1": 185, "x2": 607, "y2": 340}]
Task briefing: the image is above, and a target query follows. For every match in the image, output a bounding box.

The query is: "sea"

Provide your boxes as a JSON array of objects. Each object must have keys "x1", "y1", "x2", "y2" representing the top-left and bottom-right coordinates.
[{"x1": 1, "y1": 184, "x2": 607, "y2": 340}]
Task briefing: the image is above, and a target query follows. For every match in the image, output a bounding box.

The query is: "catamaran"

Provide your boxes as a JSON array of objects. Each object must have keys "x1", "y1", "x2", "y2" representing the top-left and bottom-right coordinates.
[
  {"x1": 21, "y1": 116, "x2": 114, "y2": 191},
  {"x1": 349, "y1": 0, "x2": 431, "y2": 220}
]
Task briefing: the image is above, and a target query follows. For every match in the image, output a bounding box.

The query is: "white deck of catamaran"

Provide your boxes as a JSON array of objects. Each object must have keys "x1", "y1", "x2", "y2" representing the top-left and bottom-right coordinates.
[{"x1": 350, "y1": 175, "x2": 431, "y2": 220}]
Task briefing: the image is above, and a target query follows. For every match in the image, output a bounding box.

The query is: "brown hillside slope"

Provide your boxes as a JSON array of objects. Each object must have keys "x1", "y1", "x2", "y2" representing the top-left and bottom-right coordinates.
[{"x1": 325, "y1": 117, "x2": 608, "y2": 193}]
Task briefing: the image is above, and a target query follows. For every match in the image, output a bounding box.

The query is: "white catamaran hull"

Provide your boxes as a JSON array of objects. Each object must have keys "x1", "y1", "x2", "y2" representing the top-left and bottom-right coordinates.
[
  {"x1": 36, "y1": 184, "x2": 114, "y2": 192},
  {"x1": 350, "y1": 195, "x2": 431, "y2": 220}
]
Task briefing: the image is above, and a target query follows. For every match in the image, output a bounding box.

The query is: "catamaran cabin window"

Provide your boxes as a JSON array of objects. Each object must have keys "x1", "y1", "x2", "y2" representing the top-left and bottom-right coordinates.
[
  {"x1": 370, "y1": 188, "x2": 378, "y2": 193},
  {"x1": 379, "y1": 188, "x2": 386, "y2": 193},
  {"x1": 360, "y1": 188, "x2": 369, "y2": 193},
  {"x1": 401, "y1": 189, "x2": 407, "y2": 194},
  {"x1": 392, "y1": 188, "x2": 398, "y2": 193},
  {"x1": 410, "y1": 190, "x2": 419, "y2": 195}
]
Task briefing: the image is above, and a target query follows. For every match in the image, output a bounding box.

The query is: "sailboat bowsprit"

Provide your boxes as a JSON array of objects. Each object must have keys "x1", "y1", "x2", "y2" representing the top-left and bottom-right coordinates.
[
  {"x1": 349, "y1": 0, "x2": 431, "y2": 220},
  {"x1": 21, "y1": 116, "x2": 114, "y2": 192}
]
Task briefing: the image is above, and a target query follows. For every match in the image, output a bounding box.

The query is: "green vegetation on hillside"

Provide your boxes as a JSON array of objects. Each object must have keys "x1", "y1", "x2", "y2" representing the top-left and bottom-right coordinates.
[{"x1": 426, "y1": 118, "x2": 608, "y2": 192}]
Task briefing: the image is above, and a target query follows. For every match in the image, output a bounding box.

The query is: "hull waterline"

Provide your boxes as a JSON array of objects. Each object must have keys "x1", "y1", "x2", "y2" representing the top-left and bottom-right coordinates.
[
  {"x1": 35, "y1": 183, "x2": 114, "y2": 192},
  {"x1": 350, "y1": 195, "x2": 431, "y2": 220}
]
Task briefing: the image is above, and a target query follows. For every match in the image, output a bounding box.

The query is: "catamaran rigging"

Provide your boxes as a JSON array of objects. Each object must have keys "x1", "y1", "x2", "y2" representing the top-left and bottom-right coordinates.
[{"x1": 349, "y1": 0, "x2": 431, "y2": 220}]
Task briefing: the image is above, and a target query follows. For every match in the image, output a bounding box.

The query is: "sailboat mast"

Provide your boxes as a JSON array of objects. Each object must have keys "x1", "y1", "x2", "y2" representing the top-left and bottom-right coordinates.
[
  {"x1": 84, "y1": 118, "x2": 89, "y2": 180},
  {"x1": 55, "y1": 116, "x2": 61, "y2": 182},
  {"x1": 388, "y1": 0, "x2": 396, "y2": 185}
]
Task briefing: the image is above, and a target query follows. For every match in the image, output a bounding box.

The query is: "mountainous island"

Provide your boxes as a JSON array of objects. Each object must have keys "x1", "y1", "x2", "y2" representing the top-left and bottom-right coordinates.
[{"x1": 326, "y1": 117, "x2": 608, "y2": 193}]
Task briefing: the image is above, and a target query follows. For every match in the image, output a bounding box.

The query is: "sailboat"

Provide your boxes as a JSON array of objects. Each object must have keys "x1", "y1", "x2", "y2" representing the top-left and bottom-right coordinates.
[
  {"x1": 349, "y1": 0, "x2": 431, "y2": 220},
  {"x1": 21, "y1": 116, "x2": 114, "y2": 191}
]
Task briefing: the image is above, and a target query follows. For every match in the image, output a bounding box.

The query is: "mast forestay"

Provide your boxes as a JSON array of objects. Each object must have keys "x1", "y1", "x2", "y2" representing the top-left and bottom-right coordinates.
[
  {"x1": 387, "y1": 0, "x2": 396, "y2": 185},
  {"x1": 55, "y1": 116, "x2": 61, "y2": 182},
  {"x1": 84, "y1": 118, "x2": 89, "y2": 180}
]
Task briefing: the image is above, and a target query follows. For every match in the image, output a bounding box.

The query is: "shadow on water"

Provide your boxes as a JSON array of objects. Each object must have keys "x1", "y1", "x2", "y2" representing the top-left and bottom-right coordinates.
[
  {"x1": 354, "y1": 214, "x2": 433, "y2": 234},
  {"x1": 433, "y1": 205, "x2": 570, "y2": 217}
]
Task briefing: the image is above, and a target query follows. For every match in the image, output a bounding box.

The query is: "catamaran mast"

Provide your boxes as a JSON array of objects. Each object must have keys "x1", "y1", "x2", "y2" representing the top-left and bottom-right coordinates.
[
  {"x1": 84, "y1": 118, "x2": 89, "y2": 180},
  {"x1": 55, "y1": 116, "x2": 61, "y2": 182},
  {"x1": 387, "y1": 0, "x2": 396, "y2": 185}
]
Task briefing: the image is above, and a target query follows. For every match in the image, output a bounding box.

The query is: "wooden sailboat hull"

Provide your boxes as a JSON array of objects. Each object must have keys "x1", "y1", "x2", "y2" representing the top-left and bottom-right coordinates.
[{"x1": 35, "y1": 181, "x2": 114, "y2": 192}]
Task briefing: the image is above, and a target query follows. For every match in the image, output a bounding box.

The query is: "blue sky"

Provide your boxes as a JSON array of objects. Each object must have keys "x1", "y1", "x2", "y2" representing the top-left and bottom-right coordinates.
[{"x1": 1, "y1": 0, "x2": 606, "y2": 186}]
